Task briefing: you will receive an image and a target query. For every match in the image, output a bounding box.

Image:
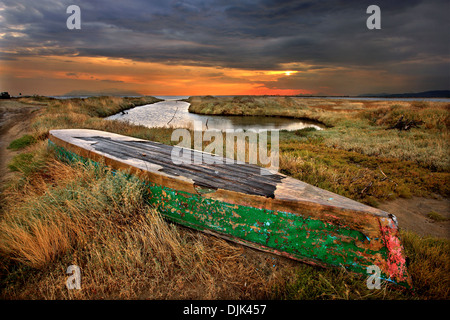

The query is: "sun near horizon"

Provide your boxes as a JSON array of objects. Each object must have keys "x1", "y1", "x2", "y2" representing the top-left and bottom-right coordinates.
[
  {"x1": 1, "y1": 1, "x2": 449, "y2": 97},
  {"x1": 0, "y1": 54, "x2": 312, "y2": 97}
]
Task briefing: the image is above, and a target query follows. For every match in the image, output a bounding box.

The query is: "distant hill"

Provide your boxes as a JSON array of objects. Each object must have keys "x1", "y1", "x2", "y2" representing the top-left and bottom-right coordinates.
[{"x1": 359, "y1": 90, "x2": 450, "y2": 98}]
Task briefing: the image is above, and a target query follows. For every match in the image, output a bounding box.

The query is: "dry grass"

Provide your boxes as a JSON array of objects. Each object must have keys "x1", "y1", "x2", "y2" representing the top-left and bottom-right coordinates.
[
  {"x1": 3, "y1": 156, "x2": 446, "y2": 300},
  {"x1": 277, "y1": 136, "x2": 449, "y2": 205},
  {"x1": 1, "y1": 95, "x2": 449, "y2": 300},
  {"x1": 189, "y1": 96, "x2": 450, "y2": 171},
  {"x1": 0, "y1": 97, "x2": 298, "y2": 299},
  {"x1": 401, "y1": 231, "x2": 450, "y2": 299},
  {"x1": 188, "y1": 96, "x2": 450, "y2": 204},
  {"x1": 0, "y1": 157, "x2": 298, "y2": 299}
]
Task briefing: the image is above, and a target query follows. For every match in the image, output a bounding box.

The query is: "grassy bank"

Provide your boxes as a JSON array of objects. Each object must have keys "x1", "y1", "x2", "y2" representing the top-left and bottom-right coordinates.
[
  {"x1": 0, "y1": 95, "x2": 449, "y2": 299},
  {"x1": 189, "y1": 96, "x2": 450, "y2": 205}
]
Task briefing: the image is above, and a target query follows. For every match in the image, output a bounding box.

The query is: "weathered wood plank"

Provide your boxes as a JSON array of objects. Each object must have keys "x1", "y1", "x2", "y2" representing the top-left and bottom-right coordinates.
[
  {"x1": 77, "y1": 136, "x2": 283, "y2": 197},
  {"x1": 48, "y1": 129, "x2": 412, "y2": 287}
]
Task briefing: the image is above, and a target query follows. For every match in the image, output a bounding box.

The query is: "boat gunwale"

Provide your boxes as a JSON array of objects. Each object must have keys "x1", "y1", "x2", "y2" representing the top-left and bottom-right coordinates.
[
  {"x1": 48, "y1": 129, "x2": 390, "y2": 230},
  {"x1": 47, "y1": 129, "x2": 413, "y2": 287}
]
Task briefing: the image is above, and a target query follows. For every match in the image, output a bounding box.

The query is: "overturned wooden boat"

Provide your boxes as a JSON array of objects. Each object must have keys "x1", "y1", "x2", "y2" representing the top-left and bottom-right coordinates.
[{"x1": 48, "y1": 129, "x2": 411, "y2": 287}]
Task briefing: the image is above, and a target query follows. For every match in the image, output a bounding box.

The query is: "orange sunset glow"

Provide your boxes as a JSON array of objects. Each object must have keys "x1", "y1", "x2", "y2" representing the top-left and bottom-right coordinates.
[
  {"x1": 0, "y1": 1, "x2": 448, "y2": 97},
  {"x1": 0, "y1": 55, "x2": 311, "y2": 96}
]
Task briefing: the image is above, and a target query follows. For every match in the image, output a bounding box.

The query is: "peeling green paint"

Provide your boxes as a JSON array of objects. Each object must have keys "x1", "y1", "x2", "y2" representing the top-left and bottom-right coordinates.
[
  {"x1": 147, "y1": 183, "x2": 387, "y2": 274},
  {"x1": 49, "y1": 140, "x2": 410, "y2": 286}
]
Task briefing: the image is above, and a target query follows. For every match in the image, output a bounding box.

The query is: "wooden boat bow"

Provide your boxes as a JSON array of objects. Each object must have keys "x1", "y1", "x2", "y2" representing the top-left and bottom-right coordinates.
[{"x1": 48, "y1": 129, "x2": 412, "y2": 287}]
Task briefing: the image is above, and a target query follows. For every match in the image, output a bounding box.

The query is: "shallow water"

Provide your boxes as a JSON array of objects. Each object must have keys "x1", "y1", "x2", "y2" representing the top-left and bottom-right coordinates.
[{"x1": 107, "y1": 99, "x2": 324, "y2": 131}]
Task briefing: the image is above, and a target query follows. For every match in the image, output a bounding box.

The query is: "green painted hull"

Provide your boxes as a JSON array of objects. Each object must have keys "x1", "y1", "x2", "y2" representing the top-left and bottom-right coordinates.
[
  {"x1": 147, "y1": 181, "x2": 381, "y2": 275},
  {"x1": 48, "y1": 132, "x2": 412, "y2": 288}
]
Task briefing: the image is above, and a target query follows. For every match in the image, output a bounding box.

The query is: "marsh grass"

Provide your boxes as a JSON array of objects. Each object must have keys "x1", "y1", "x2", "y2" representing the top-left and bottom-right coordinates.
[
  {"x1": 2, "y1": 155, "x2": 446, "y2": 300},
  {"x1": 401, "y1": 231, "x2": 450, "y2": 299},
  {"x1": 1, "y1": 95, "x2": 449, "y2": 299},
  {"x1": 7, "y1": 135, "x2": 37, "y2": 151},
  {"x1": 278, "y1": 135, "x2": 449, "y2": 204},
  {"x1": 7, "y1": 141, "x2": 48, "y2": 176},
  {"x1": 0, "y1": 157, "x2": 298, "y2": 299},
  {"x1": 189, "y1": 96, "x2": 450, "y2": 203},
  {"x1": 0, "y1": 96, "x2": 295, "y2": 299}
]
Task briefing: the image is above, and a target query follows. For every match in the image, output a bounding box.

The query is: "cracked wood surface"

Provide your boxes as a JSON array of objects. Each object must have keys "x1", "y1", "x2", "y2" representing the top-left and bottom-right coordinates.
[{"x1": 48, "y1": 129, "x2": 412, "y2": 287}]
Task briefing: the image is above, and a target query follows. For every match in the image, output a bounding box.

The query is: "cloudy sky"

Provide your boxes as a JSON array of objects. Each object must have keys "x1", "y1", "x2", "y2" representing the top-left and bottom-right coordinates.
[{"x1": 0, "y1": 0, "x2": 449, "y2": 96}]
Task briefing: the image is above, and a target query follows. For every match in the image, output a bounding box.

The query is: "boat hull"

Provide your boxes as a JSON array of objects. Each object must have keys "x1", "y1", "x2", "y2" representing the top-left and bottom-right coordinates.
[{"x1": 48, "y1": 129, "x2": 412, "y2": 287}]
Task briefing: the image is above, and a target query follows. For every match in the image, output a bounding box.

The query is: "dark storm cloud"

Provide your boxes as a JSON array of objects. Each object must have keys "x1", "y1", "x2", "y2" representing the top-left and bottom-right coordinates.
[{"x1": 1, "y1": 0, "x2": 449, "y2": 91}]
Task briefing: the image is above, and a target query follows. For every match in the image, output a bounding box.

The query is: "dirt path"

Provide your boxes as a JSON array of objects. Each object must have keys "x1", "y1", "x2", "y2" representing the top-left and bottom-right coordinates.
[
  {"x1": 379, "y1": 196, "x2": 449, "y2": 239},
  {"x1": 0, "y1": 99, "x2": 43, "y2": 184}
]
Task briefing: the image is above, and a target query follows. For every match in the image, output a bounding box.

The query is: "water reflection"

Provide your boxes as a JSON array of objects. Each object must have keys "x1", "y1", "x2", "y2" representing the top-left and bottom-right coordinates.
[{"x1": 107, "y1": 100, "x2": 324, "y2": 131}]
